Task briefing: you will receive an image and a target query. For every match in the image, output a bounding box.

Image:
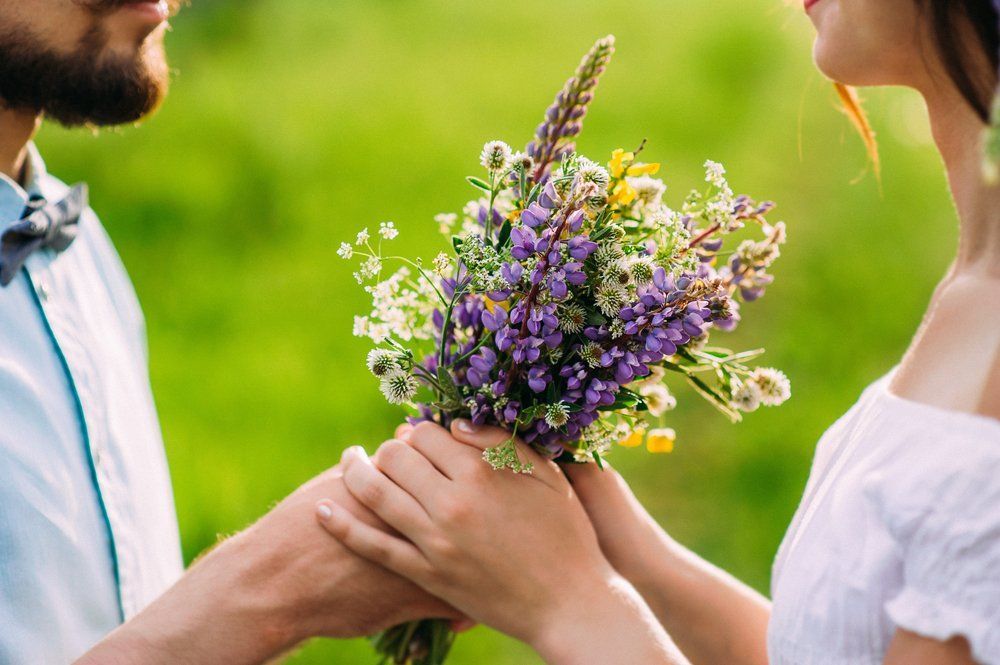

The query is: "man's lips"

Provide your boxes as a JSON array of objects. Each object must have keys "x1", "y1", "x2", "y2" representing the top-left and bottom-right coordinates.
[{"x1": 804, "y1": 0, "x2": 822, "y2": 10}]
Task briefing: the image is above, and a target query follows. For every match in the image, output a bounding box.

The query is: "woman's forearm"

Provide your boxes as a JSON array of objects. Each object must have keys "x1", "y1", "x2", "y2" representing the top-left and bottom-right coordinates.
[
  {"x1": 622, "y1": 519, "x2": 771, "y2": 665},
  {"x1": 533, "y1": 571, "x2": 691, "y2": 665}
]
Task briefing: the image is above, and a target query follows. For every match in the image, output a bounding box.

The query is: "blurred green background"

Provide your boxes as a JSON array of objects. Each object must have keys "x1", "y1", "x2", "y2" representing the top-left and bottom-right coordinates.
[{"x1": 37, "y1": 0, "x2": 956, "y2": 662}]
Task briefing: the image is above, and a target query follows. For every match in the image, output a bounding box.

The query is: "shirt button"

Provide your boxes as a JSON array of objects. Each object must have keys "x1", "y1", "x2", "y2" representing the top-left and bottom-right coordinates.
[
  {"x1": 36, "y1": 282, "x2": 50, "y2": 302},
  {"x1": 92, "y1": 445, "x2": 103, "y2": 466}
]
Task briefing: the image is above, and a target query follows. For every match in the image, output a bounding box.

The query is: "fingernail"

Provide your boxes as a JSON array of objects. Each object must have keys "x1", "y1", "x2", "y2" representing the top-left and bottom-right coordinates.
[
  {"x1": 316, "y1": 501, "x2": 334, "y2": 520},
  {"x1": 398, "y1": 427, "x2": 413, "y2": 442},
  {"x1": 455, "y1": 419, "x2": 477, "y2": 434}
]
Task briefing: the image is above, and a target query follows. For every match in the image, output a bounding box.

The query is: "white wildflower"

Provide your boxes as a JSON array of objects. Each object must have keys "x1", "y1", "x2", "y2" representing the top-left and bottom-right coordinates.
[
  {"x1": 629, "y1": 255, "x2": 655, "y2": 284},
  {"x1": 352, "y1": 316, "x2": 370, "y2": 338},
  {"x1": 732, "y1": 379, "x2": 762, "y2": 412},
  {"x1": 379, "y1": 369, "x2": 419, "y2": 405},
  {"x1": 435, "y1": 212, "x2": 458, "y2": 235},
  {"x1": 558, "y1": 302, "x2": 587, "y2": 334},
  {"x1": 366, "y1": 349, "x2": 402, "y2": 377},
  {"x1": 629, "y1": 175, "x2": 666, "y2": 207},
  {"x1": 595, "y1": 284, "x2": 628, "y2": 318},
  {"x1": 355, "y1": 228, "x2": 370, "y2": 246},
  {"x1": 432, "y1": 252, "x2": 452, "y2": 276},
  {"x1": 640, "y1": 383, "x2": 677, "y2": 417},
  {"x1": 704, "y1": 160, "x2": 727, "y2": 187},
  {"x1": 512, "y1": 151, "x2": 534, "y2": 172},
  {"x1": 379, "y1": 221, "x2": 399, "y2": 240},
  {"x1": 480, "y1": 140, "x2": 513, "y2": 174},
  {"x1": 355, "y1": 255, "x2": 382, "y2": 283},
  {"x1": 579, "y1": 341, "x2": 604, "y2": 369},
  {"x1": 544, "y1": 402, "x2": 571, "y2": 428},
  {"x1": 594, "y1": 243, "x2": 625, "y2": 267},
  {"x1": 337, "y1": 242, "x2": 353, "y2": 260},
  {"x1": 750, "y1": 367, "x2": 791, "y2": 406},
  {"x1": 578, "y1": 162, "x2": 611, "y2": 190}
]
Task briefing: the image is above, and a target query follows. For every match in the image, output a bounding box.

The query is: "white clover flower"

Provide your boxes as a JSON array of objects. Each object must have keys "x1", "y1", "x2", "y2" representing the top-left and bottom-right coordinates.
[
  {"x1": 599, "y1": 258, "x2": 631, "y2": 288},
  {"x1": 628, "y1": 175, "x2": 666, "y2": 207},
  {"x1": 511, "y1": 151, "x2": 534, "y2": 172},
  {"x1": 751, "y1": 367, "x2": 791, "y2": 406},
  {"x1": 578, "y1": 162, "x2": 611, "y2": 190},
  {"x1": 366, "y1": 349, "x2": 402, "y2": 377},
  {"x1": 732, "y1": 379, "x2": 762, "y2": 412},
  {"x1": 355, "y1": 228, "x2": 370, "y2": 246},
  {"x1": 557, "y1": 302, "x2": 587, "y2": 334},
  {"x1": 704, "y1": 160, "x2": 727, "y2": 187},
  {"x1": 435, "y1": 212, "x2": 458, "y2": 235},
  {"x1": 595, "y1": 284, "x2": 628, "y2": 318},
  {"x1": 379, "y1": 221, "x2": 399, "y2": 240},
  {"x1": 545, "y1": 402, "x2": 571, "y2": 428},
  {"x1": 640, "y1": 383, "x2": 677, "y2": 417},
  {"x1": 432, "y1": 252, "x2": 452, "y2": 276},
  {"x1": 337, "y1": 242, "x2": 353, "y2": 260},
  {"x1": 629, "y1": 256, "x2": 655, "y2": 284},
  {"x1": 594, "y1": 243, "x2": 625, "y2": 267},
  {"x1": 480, "y1": 140, "x2": 513, "y2": 173},
  {"x1": 379, "y1": 369, "x2": 419, "y2": 405},
  {"x1": 579, "y1": 341, "x2": 604, "y2": 369}
]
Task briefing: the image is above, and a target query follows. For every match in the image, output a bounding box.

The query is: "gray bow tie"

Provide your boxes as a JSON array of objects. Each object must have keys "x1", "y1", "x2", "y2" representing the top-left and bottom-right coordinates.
[{"x1": 0, "y1": 184, "x2": 87, "y2": 287}]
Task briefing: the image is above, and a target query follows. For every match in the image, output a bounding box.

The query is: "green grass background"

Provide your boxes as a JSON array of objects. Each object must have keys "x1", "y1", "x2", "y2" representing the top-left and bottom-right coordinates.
[{"x1": 37, "y1": 1, "x2": 956, "y2": 662}]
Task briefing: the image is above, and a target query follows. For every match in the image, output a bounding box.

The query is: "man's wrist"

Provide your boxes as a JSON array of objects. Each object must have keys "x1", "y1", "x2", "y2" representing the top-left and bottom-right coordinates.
[{"x1": 78, "y1": 529, "x2": 301, "y2": 665}]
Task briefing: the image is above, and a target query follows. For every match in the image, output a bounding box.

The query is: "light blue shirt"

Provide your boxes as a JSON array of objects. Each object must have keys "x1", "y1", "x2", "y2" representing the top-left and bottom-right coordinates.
[{"x1": 0, "y1": 146, "x2": 183, "y2": 663}]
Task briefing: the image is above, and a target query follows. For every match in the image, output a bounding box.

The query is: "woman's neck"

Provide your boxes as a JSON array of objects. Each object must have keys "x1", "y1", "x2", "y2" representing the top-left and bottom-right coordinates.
[
  {"x1": 924, "y1": 90, "x2": 1000, "y2": 277},
  {"x1": 0, "y1": 108, "x2": 41, "y2": 184},
  {"x1": 891, "y1": 84, "x2": 1000, "y2": 417}
]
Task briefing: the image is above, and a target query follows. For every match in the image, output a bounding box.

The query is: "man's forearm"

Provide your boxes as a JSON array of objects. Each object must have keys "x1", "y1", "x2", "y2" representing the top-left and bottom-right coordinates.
[{"x1": 76, "y1": 531, "x2": 298, "y2": 665}]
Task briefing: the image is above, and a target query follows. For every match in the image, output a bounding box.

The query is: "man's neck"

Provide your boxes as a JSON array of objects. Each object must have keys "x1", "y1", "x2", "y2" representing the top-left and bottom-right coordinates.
[{"x1": 0, "y1": 108, "x2": 42, "y2": 185}]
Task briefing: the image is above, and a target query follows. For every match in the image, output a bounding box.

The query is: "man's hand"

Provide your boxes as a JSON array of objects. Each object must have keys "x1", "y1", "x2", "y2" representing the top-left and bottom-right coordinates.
[{"x1": 77, "y1": 464, "x2": 460, "y2": 665}]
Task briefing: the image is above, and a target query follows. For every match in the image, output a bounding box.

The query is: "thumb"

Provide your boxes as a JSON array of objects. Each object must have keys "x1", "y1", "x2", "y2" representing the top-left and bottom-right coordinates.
[{"x1": 449, "y1": 419, "x2": 514, "y2": 451}]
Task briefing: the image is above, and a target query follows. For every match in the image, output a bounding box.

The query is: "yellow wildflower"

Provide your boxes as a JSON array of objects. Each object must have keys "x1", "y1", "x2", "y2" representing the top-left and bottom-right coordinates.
[
  {"x1": 646, "y1": 427, "x2": 676, "y2": 453},
  {"x1": 607, "y1": 148, "x2": 661, "y2": 207},
  {"x1": 483, "y1": 297, "x2": 509, "y2": 314},
  {"x1": 608, "y1": 148, "x2": 634, "y2": 179},
  {"x1": 627, "y1": 162, "x2": 660, "y2": 177},
  {"x1": 618, "y1": 427, "x2": 646, "y2": 448}
]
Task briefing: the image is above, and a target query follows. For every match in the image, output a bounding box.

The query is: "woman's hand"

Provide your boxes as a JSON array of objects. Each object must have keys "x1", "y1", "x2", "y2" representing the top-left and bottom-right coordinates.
[
  {"x1": 567, "y1": 459, "x2": 771, "y2": 665},
  {"x1": 314, "y1": 420, "x2": 686, "y2": 665},
  {"x1": 562, "y1": 460, "x2": 672, "y2": 585}
]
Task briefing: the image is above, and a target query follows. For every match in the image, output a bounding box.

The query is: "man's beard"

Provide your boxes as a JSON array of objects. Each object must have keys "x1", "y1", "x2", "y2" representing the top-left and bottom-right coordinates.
[{"x1": 0, "y1": 15, "x2": 170, "y2": 128}]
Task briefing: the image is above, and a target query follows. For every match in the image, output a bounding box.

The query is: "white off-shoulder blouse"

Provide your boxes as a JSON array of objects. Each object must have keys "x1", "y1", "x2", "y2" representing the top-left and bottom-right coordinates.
[{"x1": 768, "y1": 369, "x2": 1000, "y2": 664}]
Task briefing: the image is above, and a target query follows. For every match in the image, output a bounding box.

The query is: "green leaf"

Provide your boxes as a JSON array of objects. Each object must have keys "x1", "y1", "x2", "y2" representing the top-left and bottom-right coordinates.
[
  {"x1": 436, "y1": 367, "x2": 463, "y2": 410},
  {"x1": 451, "y1": 235, "x2": 464, "y2": 254},
  {"x1": 592, "y1": 451, "x2": 605, "y2": 469},
  {"x1": 466, "y1": 176, "x2": 492, "y2": 192},
  {"x1": 495, "y1": 220, "x2": 512, "y2": 249}
]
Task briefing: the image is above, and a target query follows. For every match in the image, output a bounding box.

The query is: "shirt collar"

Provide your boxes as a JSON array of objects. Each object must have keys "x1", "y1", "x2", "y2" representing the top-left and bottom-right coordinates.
[{"x1": 0, "y1": 143, "x2": 46, "y2": 232}]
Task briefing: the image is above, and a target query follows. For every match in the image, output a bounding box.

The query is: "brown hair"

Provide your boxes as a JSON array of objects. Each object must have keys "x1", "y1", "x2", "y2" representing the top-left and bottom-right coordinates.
[{"x1": 919, "y1": 0, "x2": 999, "y2": 123}]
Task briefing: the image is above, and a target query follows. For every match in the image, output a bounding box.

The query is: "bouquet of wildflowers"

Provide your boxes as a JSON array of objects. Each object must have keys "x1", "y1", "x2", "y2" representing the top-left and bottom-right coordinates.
[{"x1": 341, "y1": 35, "x2": 790, "y2": 665}]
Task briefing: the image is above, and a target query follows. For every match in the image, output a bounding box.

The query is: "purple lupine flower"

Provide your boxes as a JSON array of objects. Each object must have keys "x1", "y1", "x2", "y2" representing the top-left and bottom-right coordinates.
[
  {"x1": 568, "y1": 235, "x2": 598, "y2": 259},
  {"x1": 481, "y1": 305, "x2": 508, "y2": 331},
  {"x1": 527, "y1": 365, "x2": 550, "y2": 393},
  {"x1": 510, "y1": 226, "x2": 538, "y2": 261},
  {"x1": 467, "y1": 347, "x2": 497, "y2": 388},
  {"x1": 521, "y1": 202, "x2": 548, "y2": 228}
]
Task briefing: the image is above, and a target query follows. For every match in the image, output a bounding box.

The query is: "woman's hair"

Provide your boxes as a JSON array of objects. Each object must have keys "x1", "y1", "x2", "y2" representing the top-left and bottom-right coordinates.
[{"x1": 918, "y1": 0, "x2": 999, "y2": 122}]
